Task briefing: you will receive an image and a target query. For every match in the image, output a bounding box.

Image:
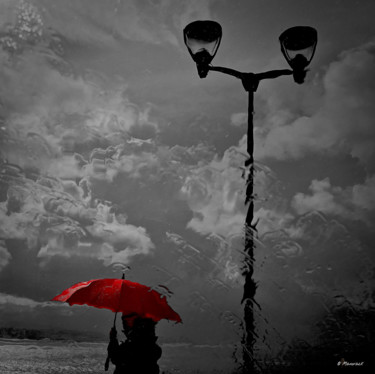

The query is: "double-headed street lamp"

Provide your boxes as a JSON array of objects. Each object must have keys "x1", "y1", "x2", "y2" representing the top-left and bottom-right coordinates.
[{"x1": 183, "y1": 20, "x2": 317, "y2": 371}]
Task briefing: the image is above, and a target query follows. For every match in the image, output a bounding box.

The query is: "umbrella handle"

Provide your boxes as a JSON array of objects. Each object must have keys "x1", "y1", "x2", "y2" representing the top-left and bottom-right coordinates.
[{"x1": 113, "y1": 311, "x2": 118, "y2": 327}]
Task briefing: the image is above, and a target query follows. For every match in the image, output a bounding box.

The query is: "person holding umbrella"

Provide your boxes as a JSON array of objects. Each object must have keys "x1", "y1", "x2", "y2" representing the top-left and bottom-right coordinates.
[
  {"x1": 52, "y1": 274, "x2": 182, "y2": 373},
  {"x1": 107, "y1": 313, "x2": 162, "y2": 373}
]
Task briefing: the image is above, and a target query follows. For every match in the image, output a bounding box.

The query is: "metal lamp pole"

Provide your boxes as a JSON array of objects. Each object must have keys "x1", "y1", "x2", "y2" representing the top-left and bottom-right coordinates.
[{"x1": 183, "y1": 21, "x2": 317, "y2": 372}]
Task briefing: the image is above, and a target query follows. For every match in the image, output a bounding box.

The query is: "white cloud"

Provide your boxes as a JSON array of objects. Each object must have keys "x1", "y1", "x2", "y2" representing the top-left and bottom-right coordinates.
[
  {"x1": 0, "y1": 165, "x2": 155, "y2": 265},
  {"x1": 0, "y1": 202, "x2": 42, "y2": 249},
  {"x1": 180, "y1": 133, "x2": 297, "y2": 239},
  {"x1": 0, "y1": 292, "x2": 73, "y2": 317},
  {"x1": 36, "y1": 201, "x2": 155, "y2": 264},
  {"x1": 0, "y1": 15, "x2": 164, "y2": 267},
  {"x1": 0, "y1": 241, "x2": 12, "y2": 272},
  {"x1": 0, "y1": 293, "x2": 43, "y2": 309},
  {"x1": 181, "y1": 144, "x2": 247, "y2": 238},
  {"x1": 230, "y1": 112, "x2": 247, "y2": 127},
  {"x1": 292, "y1": 178, "x2": 348, "y2": 217},
  {"x1": 0, "y1": 38, "x2": 161, "y2": 182},
  {"x1": 84, "y1": 145, "x2": 160, "y2": 182},
  {"x1": 97, "y1": 242, "x2": 154, "y2": 267},
  {"x1": 255, "y1": 207, "x2": 294, "y2": 236},
  {"x1": 255, "y1": 41, "x2": 375, "y2": 168},
  {"x1": 292, "y1": 176, "x2": 375, "y2": 223}
]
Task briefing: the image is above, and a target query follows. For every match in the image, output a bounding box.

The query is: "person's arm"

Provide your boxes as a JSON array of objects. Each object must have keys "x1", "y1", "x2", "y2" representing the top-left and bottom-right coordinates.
[{"x1": 107, "y1": 327, "x2": 121, "y2": 366}]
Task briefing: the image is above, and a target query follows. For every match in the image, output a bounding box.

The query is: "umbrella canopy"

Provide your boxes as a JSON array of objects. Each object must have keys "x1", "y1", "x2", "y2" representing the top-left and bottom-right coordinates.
[{"x1": 52, "y1": 278, "x2": 182, "y2": 323}]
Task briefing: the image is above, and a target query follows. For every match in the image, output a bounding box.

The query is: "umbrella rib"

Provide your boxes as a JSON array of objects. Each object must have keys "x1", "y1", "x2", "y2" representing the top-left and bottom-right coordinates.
[{"x1": 117, "y1": 279, "x2": 125, "y2": 313}]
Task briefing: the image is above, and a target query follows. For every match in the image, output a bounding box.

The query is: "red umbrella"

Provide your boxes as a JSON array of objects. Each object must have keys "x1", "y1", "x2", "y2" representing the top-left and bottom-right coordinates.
[{"x1": 52, "y1": 276, "x2": 182, "y2": 323}]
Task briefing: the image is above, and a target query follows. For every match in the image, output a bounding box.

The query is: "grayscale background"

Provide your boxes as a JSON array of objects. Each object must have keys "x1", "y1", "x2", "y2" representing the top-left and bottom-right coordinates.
[{"x1": 0, "y1": 1, "x2": 374, "y2": 372}]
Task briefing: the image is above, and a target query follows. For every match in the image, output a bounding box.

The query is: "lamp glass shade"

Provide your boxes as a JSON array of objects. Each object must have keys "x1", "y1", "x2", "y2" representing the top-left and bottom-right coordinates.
[
  {"x1": 183, "y1": 20, "x2": 222, "y2": 65},
  {"x1": 279, "y1": 26, "x2": 317, "y2": 69}
]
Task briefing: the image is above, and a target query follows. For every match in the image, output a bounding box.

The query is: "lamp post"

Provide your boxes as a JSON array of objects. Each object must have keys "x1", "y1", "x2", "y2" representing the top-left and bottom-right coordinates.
[{"x1": 183, "y1": 20, "x2": 317, "y2": 372}]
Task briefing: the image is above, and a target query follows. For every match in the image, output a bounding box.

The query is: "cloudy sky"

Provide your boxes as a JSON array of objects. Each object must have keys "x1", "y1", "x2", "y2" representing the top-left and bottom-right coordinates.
[{"x1": 0, "y1": 0, "x2": 374, "y2": 370}]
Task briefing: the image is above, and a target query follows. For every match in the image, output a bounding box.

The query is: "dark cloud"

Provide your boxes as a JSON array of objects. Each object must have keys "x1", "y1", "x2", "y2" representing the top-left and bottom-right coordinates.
[
  {"x1": 255, "y1": 210, "x2": 374, "y2": 349},
  {"x1": 31, "y1": 0, "x2": 217, "y2": 47}
]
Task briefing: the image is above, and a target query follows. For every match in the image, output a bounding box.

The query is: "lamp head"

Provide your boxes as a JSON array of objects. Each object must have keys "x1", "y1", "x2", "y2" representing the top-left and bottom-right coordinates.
[
  {"x1": 279, "y1": 26, "x2": 317, "y2": 83},
  {"x1": 183, "y1": 20, "x2": 222, "y2": 78}
]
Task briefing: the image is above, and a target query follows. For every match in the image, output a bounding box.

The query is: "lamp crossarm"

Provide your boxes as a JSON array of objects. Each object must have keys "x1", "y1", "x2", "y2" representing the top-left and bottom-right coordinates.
[
  {"x1": 208, "y1": 65, "x2": 293, "y2": 92},
  {"x1": 208, "y1": 65, "x2": 243, "y2": 79}
]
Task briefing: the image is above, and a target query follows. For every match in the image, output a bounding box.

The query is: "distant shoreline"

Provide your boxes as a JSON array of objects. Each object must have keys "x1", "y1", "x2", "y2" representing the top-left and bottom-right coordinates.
[{"x1": 0, "y1": 327, "x2": 106, "y2": 342}]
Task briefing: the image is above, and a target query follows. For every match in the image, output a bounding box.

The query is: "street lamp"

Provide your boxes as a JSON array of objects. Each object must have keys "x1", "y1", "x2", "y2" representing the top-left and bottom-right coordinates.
[{"x1": 183, "y1": 20, "x2": 317, "y2": 372}]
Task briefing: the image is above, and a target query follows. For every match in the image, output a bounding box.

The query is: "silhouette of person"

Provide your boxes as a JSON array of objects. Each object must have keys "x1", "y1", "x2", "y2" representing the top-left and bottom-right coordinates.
[{"x1": 107, "y1": 313, "x2": 162, "y2": 374}]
